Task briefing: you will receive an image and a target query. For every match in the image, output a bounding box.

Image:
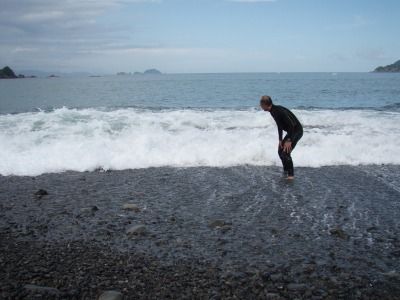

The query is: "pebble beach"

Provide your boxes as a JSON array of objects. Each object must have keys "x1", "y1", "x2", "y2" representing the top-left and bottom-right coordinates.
[{"x1": 1, "y1": 165, "x2": 400, "y2": 299}]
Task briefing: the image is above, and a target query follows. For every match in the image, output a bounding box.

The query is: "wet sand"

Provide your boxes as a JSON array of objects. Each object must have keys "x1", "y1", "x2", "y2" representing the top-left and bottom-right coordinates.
[{"x1": 1, "y1": 165, "x2": 400, "y2": 299}]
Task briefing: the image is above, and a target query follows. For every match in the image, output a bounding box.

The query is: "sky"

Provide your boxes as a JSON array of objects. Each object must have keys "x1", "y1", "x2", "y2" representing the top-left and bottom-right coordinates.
[{"x1": 0, "y1": 0, "x2": 399, "y2": 73}]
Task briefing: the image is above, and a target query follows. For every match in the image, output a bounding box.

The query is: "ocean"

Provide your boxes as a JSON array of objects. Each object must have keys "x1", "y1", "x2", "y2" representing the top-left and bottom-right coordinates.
[{"x1": 1, "y1": 72, "x2": 400, "y2": 176}]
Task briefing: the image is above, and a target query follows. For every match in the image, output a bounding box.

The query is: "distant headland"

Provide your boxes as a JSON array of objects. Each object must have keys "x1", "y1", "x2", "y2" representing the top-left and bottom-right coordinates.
[
  {"x1": 1, "y1": 66, "x2": 164, "y2": 78},
  {"x1": 0, "y1": 66, "x2": 94, "y2": 78},
  {"x1": 0, "y1": 66, "x2": 37, "y2": 79},
  {"x1": 0, "y1": 66, "x2": 59, "y2": 79},
  {"x1": 373, "y1": 60, "x2": 400, "y2": 72}
]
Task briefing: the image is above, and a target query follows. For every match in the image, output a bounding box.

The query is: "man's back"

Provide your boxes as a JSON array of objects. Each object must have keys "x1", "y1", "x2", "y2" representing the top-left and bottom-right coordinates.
[{"x1": 270, "y1": 105, "x2": 302, "y2": 133}]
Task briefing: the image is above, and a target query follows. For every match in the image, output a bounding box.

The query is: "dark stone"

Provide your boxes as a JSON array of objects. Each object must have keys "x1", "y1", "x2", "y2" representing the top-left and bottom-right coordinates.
[
  {"x1": 270, "y1": 274, "x2": 283, "y2": 282},
  {"x1": 34, "y1": 189, "x2": 48, "y2": 199},
  {"x1": 329, "y1": 228, "x2": 349, "y2": 240},
  {"x1": 287, "y1": 283, "x2": 307, "y2": 291},
  {"x1": 79, "y1": 206, "x2": 99, "y2": 217},
  {"x1": 220, "y1": 224, "x2": 232, "y2": 233},
  {"x1": 23, "y1": 284, "x2": 60, "y2": 295},
  {"x1": 266, "y1": 293, "x2": 281, "y2": 299}
]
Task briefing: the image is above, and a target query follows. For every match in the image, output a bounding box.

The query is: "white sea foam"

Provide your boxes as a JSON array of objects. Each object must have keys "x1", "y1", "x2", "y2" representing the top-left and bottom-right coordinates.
[{"x1": 1, "y1": 107, "x2": 399, "y2": 176}]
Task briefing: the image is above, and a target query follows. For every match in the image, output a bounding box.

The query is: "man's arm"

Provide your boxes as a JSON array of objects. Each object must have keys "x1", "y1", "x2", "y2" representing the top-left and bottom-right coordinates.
[
  {"x1": 271, "y1": 110, "x2": 283, "y2": 144},
  {"x1": 277, "y1": 124, "x2": 283, "y2": 142},
  {"x1": 276, "y1": 107, "x2": 297, "y2": 153},
  {"x1": 283, "y1": 109, "x2": 299, "y2": 141}
]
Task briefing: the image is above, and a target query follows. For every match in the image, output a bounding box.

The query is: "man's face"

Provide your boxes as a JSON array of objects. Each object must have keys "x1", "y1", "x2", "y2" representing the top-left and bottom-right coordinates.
[{"x1": 260, "y1": 103, "x2": 271, "y2": 111}]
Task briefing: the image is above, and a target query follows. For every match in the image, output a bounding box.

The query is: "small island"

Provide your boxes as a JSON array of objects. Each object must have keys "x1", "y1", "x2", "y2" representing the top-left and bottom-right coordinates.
[
  {"x1": 116, "y1": 69, "x2": 162, "y2": 76},
  {"x1": 0, "y1": 66, "x2": 17, "y2": 79},
  {"x1": 143, "y1": 68, "x2": 162, "y2": 75},
  {"x1": 373, "y1": 60, "x2": 400, "y2": 72},
  {"x1": 0, "y1": 66, "x2": 36, "y2": 79}
]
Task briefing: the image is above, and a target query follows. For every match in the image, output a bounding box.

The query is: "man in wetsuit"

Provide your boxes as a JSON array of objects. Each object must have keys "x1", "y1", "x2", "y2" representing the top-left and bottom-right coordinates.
[{"x1": 260, "y1": 95, "x2": 303, "y2": 179}]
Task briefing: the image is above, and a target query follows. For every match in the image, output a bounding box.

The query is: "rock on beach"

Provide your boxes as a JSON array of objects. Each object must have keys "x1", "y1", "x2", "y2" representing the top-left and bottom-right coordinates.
[
  {"x1": 23, "y1": 284, "x2": 60, "y2": 295},
  {"x1": 126, "y1": 224, "x2": 146, "y2": 235},
  {"x1": 122, "y1": 203, "x2": 140, "y2": 212},
  {"x1": 98, "y1": 290, "x2": 123, "y2": 300},
  {"x1": 34, "y1": 189, "x2": 48, "y2": 199}
]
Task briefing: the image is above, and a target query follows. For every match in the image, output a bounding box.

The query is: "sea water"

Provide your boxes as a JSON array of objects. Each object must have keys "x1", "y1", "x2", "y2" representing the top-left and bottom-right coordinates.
[{"x1": 1, "y1": 72, "x2": 399, "y2": 176}]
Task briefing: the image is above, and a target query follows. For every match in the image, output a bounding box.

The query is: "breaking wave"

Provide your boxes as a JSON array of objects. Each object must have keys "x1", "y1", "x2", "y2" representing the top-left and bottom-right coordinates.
[{"x1": 1, "y1": 107, "x2": 399, "y2": 176}]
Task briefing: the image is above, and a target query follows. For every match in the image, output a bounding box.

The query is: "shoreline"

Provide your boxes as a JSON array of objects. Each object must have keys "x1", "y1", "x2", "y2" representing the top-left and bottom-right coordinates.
[{"x1": 1, "y1": 165, "x2": 400, "y2": 299}]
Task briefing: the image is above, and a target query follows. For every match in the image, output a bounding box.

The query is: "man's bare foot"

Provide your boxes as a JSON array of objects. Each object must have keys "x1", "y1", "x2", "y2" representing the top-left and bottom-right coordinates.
[{"x1": 286, "y1": 176, "x2": 294, "y2": 180}]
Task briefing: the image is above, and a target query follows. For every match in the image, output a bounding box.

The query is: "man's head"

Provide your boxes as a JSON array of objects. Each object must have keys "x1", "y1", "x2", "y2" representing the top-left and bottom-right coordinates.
[{"x1": 260, "y1": 95, "x2": 273, "y2": 111}]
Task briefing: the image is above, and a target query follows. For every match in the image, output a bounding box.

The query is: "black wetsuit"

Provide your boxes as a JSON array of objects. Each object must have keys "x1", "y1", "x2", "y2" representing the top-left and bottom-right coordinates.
[{"x1": 269, "y1": 105, "x2": 303, "y2": 176}]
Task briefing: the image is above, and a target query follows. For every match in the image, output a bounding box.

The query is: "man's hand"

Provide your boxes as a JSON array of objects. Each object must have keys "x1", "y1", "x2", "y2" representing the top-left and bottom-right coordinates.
[{"x1": 283, "y1": 141, "x2": 292, "y2": 153}]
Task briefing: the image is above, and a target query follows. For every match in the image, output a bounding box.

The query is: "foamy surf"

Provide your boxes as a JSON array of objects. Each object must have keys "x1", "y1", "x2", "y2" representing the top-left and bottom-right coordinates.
[{"x1": 1, "y1": 107, "x2": 399, "y2": 176}]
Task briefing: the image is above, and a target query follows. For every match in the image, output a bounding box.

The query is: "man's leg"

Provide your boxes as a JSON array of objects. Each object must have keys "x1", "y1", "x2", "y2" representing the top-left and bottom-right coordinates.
[
  {"x1": 282, "y1": 129, "x2": 303, "y2": 178},
  {"x1": 278, "y1": 146, "x2": 288, "y2": 175},
  {"x1": 286, "y1": 129, "x2": 303, "y2": 178},
  {"x1": 280, "y1": 147, "x2": 294, "y2": 176}
]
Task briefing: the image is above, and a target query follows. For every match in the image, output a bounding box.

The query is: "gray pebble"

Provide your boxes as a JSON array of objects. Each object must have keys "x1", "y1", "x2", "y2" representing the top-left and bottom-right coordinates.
[
  {"x1": 208, "y1": 219, "x2": 226, "y2": 229},
  {"x1": 382, "y1": 270, "x2": 399, "y2": 278},
  {"x1": 80, "y1": 206, "x2": 99, "y2": 214},
  {"x1": 126, "y1": 224, "x2": 146, "y2": 235},
  {"x1": 287, "y1": 283, "x2": 307, "y2": 291},
  {"x1": 23, "y1": 284, "x2": 60, "y2": 295},
  {"x1": 98, "y1": 290, "x2": 123, "y2": 300},
  {"x1": 266, "y1": 292, "x2": 281, "y2": 299},
  {"x1": 270, "y1": 274, "x2": 283, "y2": 282},
  {"x1": 123, "y1": 203, "x2": 140, "y2": 212}
]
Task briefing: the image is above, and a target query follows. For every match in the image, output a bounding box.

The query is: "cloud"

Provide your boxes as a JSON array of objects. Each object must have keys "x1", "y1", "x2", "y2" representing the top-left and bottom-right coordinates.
[
  {"x1": 329, "y1": 52, "x2": 349, "y2": 62},
  {"x1": 329, "y1": 49, "x2": 389, "y2": 65},
  {"x1": 355, "y1": 48, "x2": 388, "y2": 61},
  {"x1": 0, "y1": 0, "x2": 159, "y2": 30},
  {"x1": 67, "y1": 47, "x2": 275, "y2": 73},
  {"x1": 325, "y1": 14, "x2": 371, "y2": 31},
  {"x1": 352, "y1": 15, "x2": 369, "y2": 28},
  {"x1": 0, "y1": 0, "x2": 163, "y2": 71}
]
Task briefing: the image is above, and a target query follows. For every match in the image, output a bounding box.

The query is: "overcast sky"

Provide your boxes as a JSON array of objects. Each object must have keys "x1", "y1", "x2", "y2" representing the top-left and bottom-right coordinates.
[{"x1": 0, "y1": 0, "x2": 399, "y2": 73}]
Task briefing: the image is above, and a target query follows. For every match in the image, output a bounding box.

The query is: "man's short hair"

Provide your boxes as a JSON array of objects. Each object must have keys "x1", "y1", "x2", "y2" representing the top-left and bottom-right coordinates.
[{"x1": 260, "y1": 95, "x2": 273, "y2": 106}]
